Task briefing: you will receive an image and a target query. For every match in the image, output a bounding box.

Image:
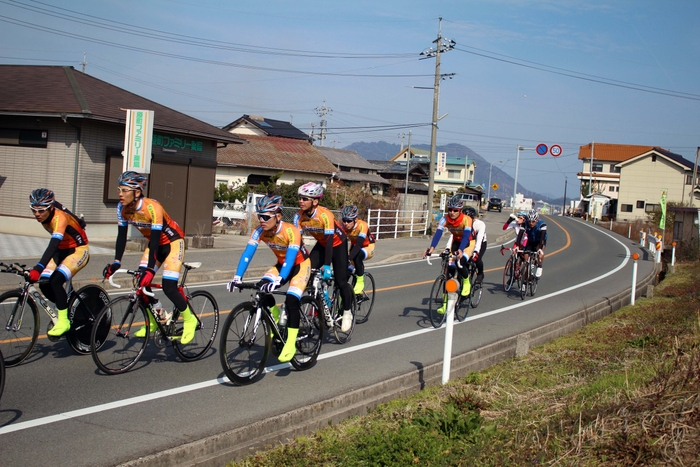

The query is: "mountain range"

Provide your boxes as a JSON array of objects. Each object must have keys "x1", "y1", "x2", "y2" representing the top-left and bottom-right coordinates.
[{"x1": 344, "y1": 141, "x2": 566, "y2": 205}]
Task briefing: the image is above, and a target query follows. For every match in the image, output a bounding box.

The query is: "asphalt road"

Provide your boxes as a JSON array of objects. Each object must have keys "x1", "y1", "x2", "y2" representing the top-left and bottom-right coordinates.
[{"x1": 0, "y1": 217, "x2": 657, "y2": 467}]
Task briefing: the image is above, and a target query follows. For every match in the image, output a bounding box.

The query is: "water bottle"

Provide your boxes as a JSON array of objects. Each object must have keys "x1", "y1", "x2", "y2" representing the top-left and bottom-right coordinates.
[
  {"x1": 154, "y1": 300, "x2": 171, "y2": 324},
  {"x1": 322, "y1": 283, "x2": 331, "y2": 308},
  {"x1": 278, "y1": 304, "x2": 288, "y2": 328}
]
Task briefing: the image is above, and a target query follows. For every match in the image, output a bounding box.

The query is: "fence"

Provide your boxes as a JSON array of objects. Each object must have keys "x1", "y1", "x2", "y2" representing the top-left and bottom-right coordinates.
[{"x1": 367, "y1": 208, "x2": 430, "y2": 240}]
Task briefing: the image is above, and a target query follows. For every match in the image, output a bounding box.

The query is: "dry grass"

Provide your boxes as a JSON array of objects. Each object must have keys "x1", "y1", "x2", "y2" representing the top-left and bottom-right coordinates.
[{"x1": 231, "y1": 262, "x2": 700, "y2": 467}]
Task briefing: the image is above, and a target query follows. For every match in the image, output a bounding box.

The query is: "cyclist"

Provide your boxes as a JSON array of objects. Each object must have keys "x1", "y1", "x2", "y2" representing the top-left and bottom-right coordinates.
[
  {"x1": 27, "y1": 188, "x2": 89, "y2": 337},
  {"x1": 339, "y1": 205, "x2": 375, "y2": 295},
  {"x1": 227, "y1": 195, "x2": 311, "y2": 363},
  {"x1": 293, "y1": 182, "x2": 353, "y2": 333},
  {"x1": 102, "y1": 171, "x2": 197, "y2": 344},
  {"x1": 423, "y1": 195, "x2": 475, "y2": 305},
  {"x1": 503, "y1": 211, "x2": 529, "y2": 250},
  {"x1": 524, "y1": 209, "x2": 548, "y2": 278},
  {"x1": 462, "y1": 206, "x2": 486, "y2": 284}
]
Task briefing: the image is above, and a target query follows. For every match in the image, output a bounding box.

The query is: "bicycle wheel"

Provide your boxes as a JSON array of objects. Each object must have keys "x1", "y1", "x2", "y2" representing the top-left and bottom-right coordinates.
[
  {"x1": 0, "y1": 349, "x2": 4, "y2": 402},
  {"x1": 332, "y1": 287, "x2": 356, "y2": 344},
  {"x1": 502, "y1": 257, "x2": 514, "y2": 292},
  {"x1": 455, "y1": 285, "x2": 470, "y2": 322},
  {"x1": 91, "y1": 296, "x2": 149, "y2": 375},
  {"x1": 173, "y1": 290, "x2": 219, "y2": 362},
  {"x1": 291, "y1": 296, "x2": 324, "y2": 371},
  {"x1": 66, "y1": 285, "x2": 110, "y2": 355},
  {"x1": 354, "y1": 272, "x2": 375, "y2": 325},
  {"x1": 470, "y1": 282, "x2": 483, "y2": 308},
  {"x1": 0, "y1": 290, "x2": 39, "y2": 367},
  {"x1": 529, "y1": 262, "x2": 538, "y2": 297},
  {"x1": 428, "y1": 275, "x2": 447, "y2": 328},
  {"x1": 519, "y1": 262, "x2": 528, "y2": 300},
  {"x1": 219, "y1": 303, "x2": 270, "y2": 385}
]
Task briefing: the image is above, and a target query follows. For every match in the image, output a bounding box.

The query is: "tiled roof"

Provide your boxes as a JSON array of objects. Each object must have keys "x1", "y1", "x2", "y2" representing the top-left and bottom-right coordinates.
[
  {"x1": 0, "y1": 65, "x2": 245, "y2": 144},
  {"x1": 334, "y1": 171, "x2": 389, "y2": 185},
  {"x1": 577, "y1": 143, "x2": 655, "y2": 162},
  {"x1": 222, "y1": 115, "x2": 310, "y2": 140},
  {"x1": 216, "y1": 134, "x2": 338, "y2": 174},
  {"x1": 618, "y1": 147, "x2": 696, "y2": 170},
  {"x1": 317, "y1": 147, "x2": 382, "y2": 170}
]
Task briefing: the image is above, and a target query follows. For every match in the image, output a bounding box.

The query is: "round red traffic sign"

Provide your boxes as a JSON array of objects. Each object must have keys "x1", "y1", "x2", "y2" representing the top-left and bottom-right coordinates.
[
  {"x1": 536, "y1": 144, "x2": 548, "y2": 156},
  {"x1": 550, "y1": 144, "x2": 562, "y2": 157}
]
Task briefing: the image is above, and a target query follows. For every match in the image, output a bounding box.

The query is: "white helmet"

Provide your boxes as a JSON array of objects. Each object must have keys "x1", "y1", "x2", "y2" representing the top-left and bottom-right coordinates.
[{"x1": 298, "y1": 182, "x2": 324, "y2": 199}]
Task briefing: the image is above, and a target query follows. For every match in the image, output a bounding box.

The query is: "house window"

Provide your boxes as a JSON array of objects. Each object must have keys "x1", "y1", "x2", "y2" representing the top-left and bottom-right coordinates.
[
  {"x1": 340, "y1": 166, "x2": 351, "y2": 172},
  {"x1": 673, "y1": 220, "x2": 683, "y2": 240},
  {"x1": 652, "y1": 155, "x2": 657, "y2": 162},
  {"x1": 645, "y1": 203, "x2": 658, "y2": 213},
  {"x1": 609, "y1": 164, "x2": 620, "y2": 173},
  {"x1": 447, "y1": 169, "x2": 460, "y2": 179},
  {"x1": 686, "y1": 173, "x2": 694, "y2": 185},
  {"x1": 636, "y1": 200, "x2": 645, "y2": 209},
  {"x1": 0, "y1": 128, "x2": 48, "y2": 148},
  {"x1": 621, "y1": 204, "x2": 633, "y2": 213},
  {"x1": 608, "y1": 186, "x2": 616, "y2": 192},
  {"x1": 592, "y1": 163, "x2": 603, "y2": 172},
  {"x1": 359, "y1": 168, "x2": 369, "y2": 174},
  {"x1": 247, "y1": 174, "x2": 272, "y2": 185}
]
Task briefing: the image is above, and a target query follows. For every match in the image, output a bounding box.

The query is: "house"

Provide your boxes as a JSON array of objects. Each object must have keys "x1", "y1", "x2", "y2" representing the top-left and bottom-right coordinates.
[
  {"x1": 577, "y1": 143, "x2": 654, "y2": 199},
  {"x1": 369, "y1": 159, "x2": 429, "y2": 211},
  {"x1": 616, "y1": 147, "x2": 698, "y2": 221},
  {"x1": 668, "y1": 206, "x2": 700, "y2": 253},
  {"x1": 0, "y1": 65, "x2": 245, "y2": 238},
  {"x1": 316, "y1": 147, "x2": 389, "y2": 196},
  {"x1": 216, "y1": 115, "x2": 338, "y2": 190},
  {"x1": 390, "y1": 146, "x2": 477, "y2": 194}
]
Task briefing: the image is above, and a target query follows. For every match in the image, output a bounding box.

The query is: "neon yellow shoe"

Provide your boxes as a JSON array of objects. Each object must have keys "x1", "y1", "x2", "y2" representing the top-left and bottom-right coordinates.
[
  {"x1": 134, "y1": 311, "x2": 157, "y2": 338},
  {"x1": 437, "y1": 294, "x2": 447, "y2": 314},
  {"x1": 278, "y1": 328, "x2": 298, "y2": 362},
  {"x1": 461, "y1": 278, "x2": 471, "y2": 297},
  {"x1": 180, "y1": 307, "x2": 197, "y2": 345},
  {"x1": 353, "y1": 274, "x2": 365, "y2": 294},
  {"x1": 47, "y1": 308, "x2": 71, "y2": 337}
]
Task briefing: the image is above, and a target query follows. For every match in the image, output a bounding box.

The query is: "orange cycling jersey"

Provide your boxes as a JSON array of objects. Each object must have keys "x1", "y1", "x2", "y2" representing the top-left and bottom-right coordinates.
[
  {"x1": 437, "y1": 212, "x2": 472, "y2": 243},
  {"x1": 117, "y1": 197, "x2": 184, "y2": 245},
  {"x1": 253, "y1": 222, "x2": 309, "y2": 266},
  {"x1": 344, "y1": 219, "x2": 372, "y2": 248},
  {"x1": 42, "y1": 208, "x2": 88, "y2": 249},
  {"x1": 294, "y1": 205, "x2": 345, "y2": 247}
]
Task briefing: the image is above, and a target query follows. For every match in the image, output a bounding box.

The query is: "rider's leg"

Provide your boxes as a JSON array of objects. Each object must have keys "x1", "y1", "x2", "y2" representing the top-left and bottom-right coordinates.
[
  {"x1": 332, "y1": 242, "x2": 354, "y2": 332},
  {"x1": 278, "y1": 294, "x2": 301, "y2": 362}
]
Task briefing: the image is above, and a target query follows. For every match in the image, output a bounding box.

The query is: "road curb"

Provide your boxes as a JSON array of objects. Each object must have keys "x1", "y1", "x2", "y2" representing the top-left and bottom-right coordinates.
[{"x1": 117, "y1": 262, "x2": 660, "y2": 467}]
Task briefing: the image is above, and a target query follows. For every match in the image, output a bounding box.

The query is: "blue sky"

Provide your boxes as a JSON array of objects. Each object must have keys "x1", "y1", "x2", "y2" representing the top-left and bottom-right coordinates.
[{"x1": 2, "y1": 0, "x2": 699, "y2": 197}]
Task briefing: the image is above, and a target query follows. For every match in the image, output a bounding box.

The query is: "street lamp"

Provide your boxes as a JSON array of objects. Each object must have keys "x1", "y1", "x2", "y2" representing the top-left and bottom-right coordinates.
[
  {"x1": 487, "y1": 160, "x2": 502, "y2": 200},
  {"x1": 514, "y1": 146, "x2": 535, "y2": 212}
]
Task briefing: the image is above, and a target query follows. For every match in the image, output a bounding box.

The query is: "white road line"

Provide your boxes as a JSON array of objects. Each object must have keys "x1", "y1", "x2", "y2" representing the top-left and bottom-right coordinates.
[{"x1": 0, "y1": 224, "x2": 633, "y2": 435}]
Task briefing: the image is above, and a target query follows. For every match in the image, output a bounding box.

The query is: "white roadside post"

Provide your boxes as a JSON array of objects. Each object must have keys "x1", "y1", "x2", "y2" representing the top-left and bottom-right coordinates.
[
  {"x1": 671, "y1": 241, "x2": 676, "y2": 266},
  {"x1": 441, "y1": 277, "x2": 460, "y2": 385},
  {"x1": 631, "y1": 253, "x2": 639, "y2": 305}
]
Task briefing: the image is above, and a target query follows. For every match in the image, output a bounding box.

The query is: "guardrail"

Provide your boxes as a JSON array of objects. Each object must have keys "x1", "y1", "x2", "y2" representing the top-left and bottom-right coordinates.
[{"x1": 367, "y1": 208, "x2": 430, "y2": 240}]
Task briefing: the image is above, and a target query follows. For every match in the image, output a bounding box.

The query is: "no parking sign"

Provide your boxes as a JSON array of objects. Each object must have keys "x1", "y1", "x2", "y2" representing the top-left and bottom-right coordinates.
[{"x1": 536, "y1": 143, "x2": 548, "y2": 155}]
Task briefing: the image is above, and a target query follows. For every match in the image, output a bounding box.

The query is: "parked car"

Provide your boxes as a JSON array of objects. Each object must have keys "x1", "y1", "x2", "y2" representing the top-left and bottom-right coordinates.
[{"x1": 487, "y1": 197, "x2": 502, "y2": 212}]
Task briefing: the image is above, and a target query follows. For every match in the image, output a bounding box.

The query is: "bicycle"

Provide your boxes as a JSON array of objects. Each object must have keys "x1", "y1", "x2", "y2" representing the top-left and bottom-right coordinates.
[
  {"x1": 426, "y1": 251, "x2": 470, "y2": 328},
  {"x1": 0, "y1": 261, "x2": 110, "y2": 367},
  {"x1": 348, "y1": 268, "x2": 375, "y2": 325},
  {"x1": 306, "y1": 268, "x2": 356, "y2": 343},
  {"x1": 464, "y1": 258, "x2": 483, "y2": 310},
  {"x1": 519, "y1": 251, "x2": 539, "y2": 299},
  {"x1": 90, "y1": 262, "x2": 219, "y2": 375},
  {"x1": 219, "y1": 282, "x2": 323, "y2": 385},
  {"x1": 501, "y1": 245, "x2": 527, "y2": 293}
]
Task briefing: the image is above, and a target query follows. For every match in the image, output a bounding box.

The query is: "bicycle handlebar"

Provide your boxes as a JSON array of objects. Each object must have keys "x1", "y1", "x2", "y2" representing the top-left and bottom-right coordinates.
[
  {"x1": 108, "y1": 269, "x2": 155, "y2": 296},
  {"x1": 425, "y1": 251, "x2": 463, "y2": 268}
]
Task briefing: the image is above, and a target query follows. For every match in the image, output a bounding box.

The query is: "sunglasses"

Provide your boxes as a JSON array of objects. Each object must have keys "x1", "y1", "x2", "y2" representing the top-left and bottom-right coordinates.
[
  {"x1": 258, "y1": 214, "x2": 275, "y2": 222},
  {"x1": 342, "y1": 218, "x2": 354, "y2": 223},
  {"x1": 30, "y1": 205, "x2": 51, "y2": 212},
  {"x1": 448, "y1": 209, "x2": 461, "y2": 213},
  {"x1": 298, "y1": 196, "x2": 312, "y2": 202},
  {"x1": 117, "y1": 187, "x2": 134, "y2": 193}
]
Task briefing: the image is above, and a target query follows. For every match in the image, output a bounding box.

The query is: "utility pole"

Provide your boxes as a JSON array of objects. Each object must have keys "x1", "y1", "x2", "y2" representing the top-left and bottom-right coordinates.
[
  {"x1": 402, "y1": 131, "x2": 412, "y2": 214},
  {"x1": 79, "y1": 52, "x2": 87, "y2": 73},
  {"x1": 690, "y1": 147, "x2": 699, "y2": 207},
  {"x1": 315, "y1": 102, "x2": 332, "y2": 147},
  {"x1": 420, "y1": 17, "x2": 455, "y2": 228}
]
